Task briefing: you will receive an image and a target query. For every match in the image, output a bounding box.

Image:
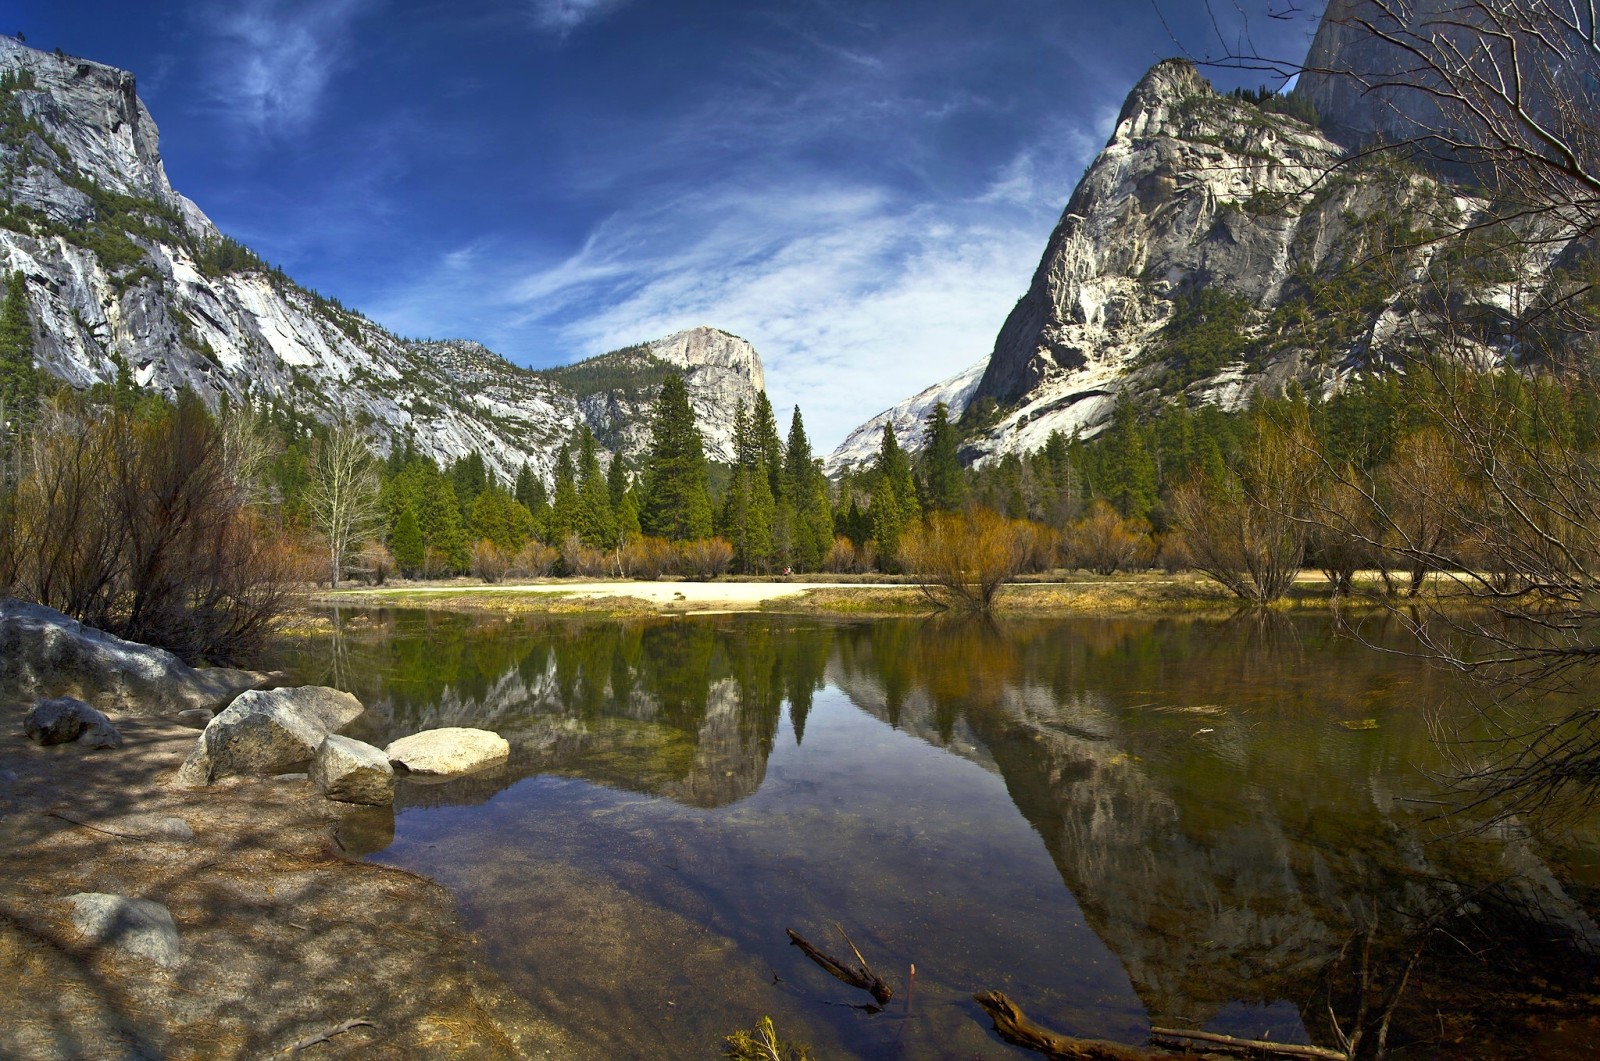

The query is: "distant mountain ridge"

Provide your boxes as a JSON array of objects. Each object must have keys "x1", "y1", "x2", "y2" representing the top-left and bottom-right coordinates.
[{"x1": 0, "y1": 37, "x2": 761, "y2": 482}]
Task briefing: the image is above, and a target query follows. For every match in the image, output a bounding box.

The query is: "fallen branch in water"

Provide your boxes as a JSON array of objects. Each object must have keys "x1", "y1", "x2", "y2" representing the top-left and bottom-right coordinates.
[
  {"x1": 972, "y1": 992, "x2": 1161, "y2": 1060},
  {"x1": 1150, "y1": 1026, "x2": 1349, "y2": 1060},
  {"x1": 284, "y1": 1018, "x2": 376, "y2": 1054},
  {"x1": 786, "y1": 924, "x2": 893, "y2": 1006}
]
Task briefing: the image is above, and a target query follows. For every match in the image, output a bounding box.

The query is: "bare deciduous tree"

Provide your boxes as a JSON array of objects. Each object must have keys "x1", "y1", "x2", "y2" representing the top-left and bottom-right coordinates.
[{"x1": 304, "y1": 418, "x2": 383, "y2": 589}]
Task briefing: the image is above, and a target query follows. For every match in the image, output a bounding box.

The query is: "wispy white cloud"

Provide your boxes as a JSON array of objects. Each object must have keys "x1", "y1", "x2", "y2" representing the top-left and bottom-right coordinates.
[
  {"x1": 364, "y1": 0, "x2": 1129, "y2": 451},
  {"x1": 527, "y1": 0, "x2": 629, "y2": 36},
  {"x1": 196, "y1": 0, "x2": 372, "y2": 138}
]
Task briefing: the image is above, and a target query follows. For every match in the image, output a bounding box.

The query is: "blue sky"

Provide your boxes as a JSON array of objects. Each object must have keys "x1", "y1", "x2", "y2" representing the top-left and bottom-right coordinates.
[{"x1": 13, "y1": 0, "x2": 1323, "y2": 449}]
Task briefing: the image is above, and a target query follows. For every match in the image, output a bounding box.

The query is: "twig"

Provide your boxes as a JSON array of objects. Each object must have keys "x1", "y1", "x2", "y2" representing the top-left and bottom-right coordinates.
[
  {"x1": 786, "y1": 925, "x2": 893, "y2": 1006},
  {"x1": 45, "y1": 811, "x2": 160, "y2": 842},
  {"x1": 282, "y1": 1018, "x2": 375, "y2": 1054}
]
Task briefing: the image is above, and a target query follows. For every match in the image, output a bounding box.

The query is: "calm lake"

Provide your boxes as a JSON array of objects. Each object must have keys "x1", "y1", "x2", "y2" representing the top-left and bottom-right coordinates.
[{"x1": 281, "y1": 609, "x2": 1600, "y2": 1059}]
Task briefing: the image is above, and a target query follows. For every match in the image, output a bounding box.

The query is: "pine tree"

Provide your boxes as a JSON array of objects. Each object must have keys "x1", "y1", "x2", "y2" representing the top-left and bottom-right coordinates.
[
  {"x1": 421, "y1": 476, "x2": 469, "y2": 573},
  {"x1": 641, "y1": 373, "x2": 713, "y2": 540},
  {"x1": 753, "y1": 392, "x2": 784, "y2": 500},
  {"x1": 0, "y1": 270, "x2": 37, "y2": 417},
  {"x1": 576, "y1": 427, "x2": 617, "y2": 547},
  {"x1": 780, "y1": 405, "x2": 832, "y2": 572},
  {"x1": 470, "y1": 488, "x2": 514, "y2": 549},
  {"x1": 919, "y1": 402, "x2": 965, "y2": 512},
  {"x1": 514, "y1": 461, "x2": 543, "y2": 512},
  {"x1": 607, "y1": 453, "x2": 640, "y2": 543},
  {"x1": 549, "y1": 443, "x2": 580, "y2": 545},
  {"x1": 868, "y1": 423, "x2": 922, "y2": 571},
  {"x1": 1100, "y1": 396, "x2": 1158, "y2": 520},
  {"x1": 391, "y1": 505, "x2": 425, "y2": 575}
]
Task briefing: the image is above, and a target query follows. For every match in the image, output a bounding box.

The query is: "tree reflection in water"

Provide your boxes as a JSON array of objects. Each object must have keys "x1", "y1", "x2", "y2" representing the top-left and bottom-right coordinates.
[{"x1": 280, "y1": 610, "x2": 1600, "y2": 1059}]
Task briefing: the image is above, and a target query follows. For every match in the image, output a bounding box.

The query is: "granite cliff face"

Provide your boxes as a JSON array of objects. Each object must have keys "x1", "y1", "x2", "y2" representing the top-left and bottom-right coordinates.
[
  {"x1": 830, "y1": 20, "x2": 1583, "y2": 472},
  {"x1": 0, "y1": 38, "x2": 762, "y2": 483},
  {"x1": 556, "y1": 327, "x2": 765, "y2": 466},
  {"x1": 832, "y1": 60, "x2": 1365, "y2": 471}
]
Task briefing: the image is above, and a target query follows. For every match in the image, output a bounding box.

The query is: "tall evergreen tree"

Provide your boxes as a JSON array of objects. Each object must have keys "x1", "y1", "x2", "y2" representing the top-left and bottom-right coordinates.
[
  {"x1": 390, "y1": 505, "x2": 425, "y2": 575},
  {"x1": 606, "y1": 453, "x2": 640, "y2": 544},
  {"x1": 1100, "y1": 395, "x2": 1158, "y2": 520},
  {"x1": 784, "y1": 406, "x2": 832, "y2": 571},
  {"x1": 549, "y1": 442, "x2": 581, "y2": 545},
  {"x1": 421, "y1": 475, "x2": 469, "y2": 573},
  {"x1": 752, "y1": 392, "x2": 784, "y2": 500},
  {"x1": 870, "y1": 423, "x2": 920, "y2": 568},
  {"x1": 641, "y1": 373, "x2": 713, "y2": 540},
  {"x1": 576, "y1": 427, "x2": 618, "y2": 547},
  {"x1": 919, "y1": 402, "x2": 965, "y2": 512}
]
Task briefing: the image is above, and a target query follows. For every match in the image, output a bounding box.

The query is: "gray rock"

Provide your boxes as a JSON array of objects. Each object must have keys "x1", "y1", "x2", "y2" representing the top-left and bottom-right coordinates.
[
  {"x1": 101, "y1": 814, "x2": 193, "y2": 842},
  {"x1": 24, "y1": 697, "x2": 121, "y2": 748},
  {"x1": 312, "y1": 734, "x2": 395, "y2": 806},
  {"x1": 24, "y1": 697, "x2": 87, "y2": 744},
  {"x1": 175, "y1": 686, "x2": 364, "y2": 786},
  {"x1": 0, "y1": 598, "x2": 268, "y2": 717},
  {"x1": 386, "y1": 727, "x2": 509, "y2": 779},
  {"x1": 176, "y1": 709, "x2": 213, "y2": 728},
  {"x1": 66, "y1": 893, "x2": 180, "y2": 968}
]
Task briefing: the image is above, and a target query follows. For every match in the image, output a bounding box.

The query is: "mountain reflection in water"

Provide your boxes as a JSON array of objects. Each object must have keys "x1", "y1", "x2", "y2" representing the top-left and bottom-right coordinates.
[{"x1": 282, "y1": 609, "x2": 1600, "y2": 1059}]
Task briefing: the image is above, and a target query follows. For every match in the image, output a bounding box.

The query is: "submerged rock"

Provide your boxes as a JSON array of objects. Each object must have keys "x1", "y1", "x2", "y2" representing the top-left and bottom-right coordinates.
[
  {"x1": 175, "y1": 687, "x2": 364, "y2": 786},
  {"x1": 66, "y1": 893, "x2": 180, "y2": 968},
  {"x1": 0, "y1": 598, "x2": 268, "y2": 717},
  {"x1": 23, "y1": 697, "x2": 122, "y2": 748},
  {"x1": 385, "y1": 728, "x2": 509, "y2": 780},
  {"x1": 312, "y1": 735, "x2": 395, "y2": 806}
]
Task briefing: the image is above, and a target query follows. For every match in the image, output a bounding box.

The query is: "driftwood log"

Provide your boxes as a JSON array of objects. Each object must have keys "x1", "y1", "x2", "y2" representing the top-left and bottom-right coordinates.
[
  {"x1": 1150, "y1": 1027, "x2": 1349, "y2": 1060},
  {"x1": 786, "y1": 925, "x2": 893, "y2": 1006},
  {"x1": 974, "y1": 993, "x2": 1353, "y2": 1061},
  {"x1": 973, "y1": 993, "x2": 1165, "y2": 1060}
]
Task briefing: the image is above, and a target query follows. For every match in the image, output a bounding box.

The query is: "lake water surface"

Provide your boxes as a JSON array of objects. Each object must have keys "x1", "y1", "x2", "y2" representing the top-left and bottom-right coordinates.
[{"x1": 282, "y1": 610, "x2": 1600, "y2": 1059}]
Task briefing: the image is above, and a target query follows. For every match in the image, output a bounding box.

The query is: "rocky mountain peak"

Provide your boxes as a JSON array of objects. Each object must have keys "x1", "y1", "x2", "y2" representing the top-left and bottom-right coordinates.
[
  {"x1": 1110, "y1": 59, "x2": 1211, "y2": 143},
  {"x1": 0, "y1": 38, "x2": 181, "y2": 216},
  {"x1": 646, "y1": 326, "x2": 765, "y2": 393}
]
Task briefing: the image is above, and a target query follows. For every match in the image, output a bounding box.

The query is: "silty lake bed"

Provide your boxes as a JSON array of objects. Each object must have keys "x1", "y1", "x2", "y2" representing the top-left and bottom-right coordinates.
[{"x1": 279, "y1": 610, "x2": 1600, "y2": 1059}]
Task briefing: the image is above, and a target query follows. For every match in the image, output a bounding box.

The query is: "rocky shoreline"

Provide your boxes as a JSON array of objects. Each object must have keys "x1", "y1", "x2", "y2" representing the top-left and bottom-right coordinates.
[{"x1": 0, "y1": 597, "x2": 582, "y2": 1060}]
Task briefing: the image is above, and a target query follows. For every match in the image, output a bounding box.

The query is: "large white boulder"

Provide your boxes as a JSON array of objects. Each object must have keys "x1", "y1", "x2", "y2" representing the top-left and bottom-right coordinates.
[
  {"x1": 311, "y1": 734, "x2": 394, "y2": 806},
  {"x1": 385, "y1": 728, "x2": 509, "y2": 780},
  {"x1": 175, "y1": 687, "x2": 364, "y2": 786},
  {"x1": 0, "y1": 598, "x2": 268, "y2": 716}
]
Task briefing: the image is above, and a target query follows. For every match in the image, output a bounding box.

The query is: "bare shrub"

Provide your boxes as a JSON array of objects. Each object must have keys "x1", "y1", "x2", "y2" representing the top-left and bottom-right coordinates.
[
  {"x1": 1015, "y1": 522, "x2": 1060, "y2": 574},
  {"x1": 4, "y1": 394, "x2": 292, "y2": 664},
  {"x1": 1063, "y1": 500, "x2": 1148, "y2": 575},
  {"x1": 1171, "y1": 410, "x2": 1314, "y2": 606},
  {"x1": 353, "y1": 539, "x2": 393, "y2": 586},
  {"x1": 619, "y1": 536, "x2": 678, "y2": 579},
  {"x1": 900, "y1": 508, "x2": 1031, "y2": 613},
  {"x1": 509, "y1": 542, "x2": 559, "y2": 579},
  {"x1": 471, "y1": 540, "x2": 510, "y2": 583},
  {"x1": 678, "y1": 537, "x2": 734, "y2": 580},
  {"x1": 824, "y1": 535, "x2": 861, "y2": 574}
]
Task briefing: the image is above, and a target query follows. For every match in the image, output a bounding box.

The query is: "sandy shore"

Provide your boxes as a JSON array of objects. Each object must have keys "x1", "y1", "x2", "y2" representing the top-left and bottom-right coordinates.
[{"x1": 330, "y1": 579, "x2": 918, "y2": 607}]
